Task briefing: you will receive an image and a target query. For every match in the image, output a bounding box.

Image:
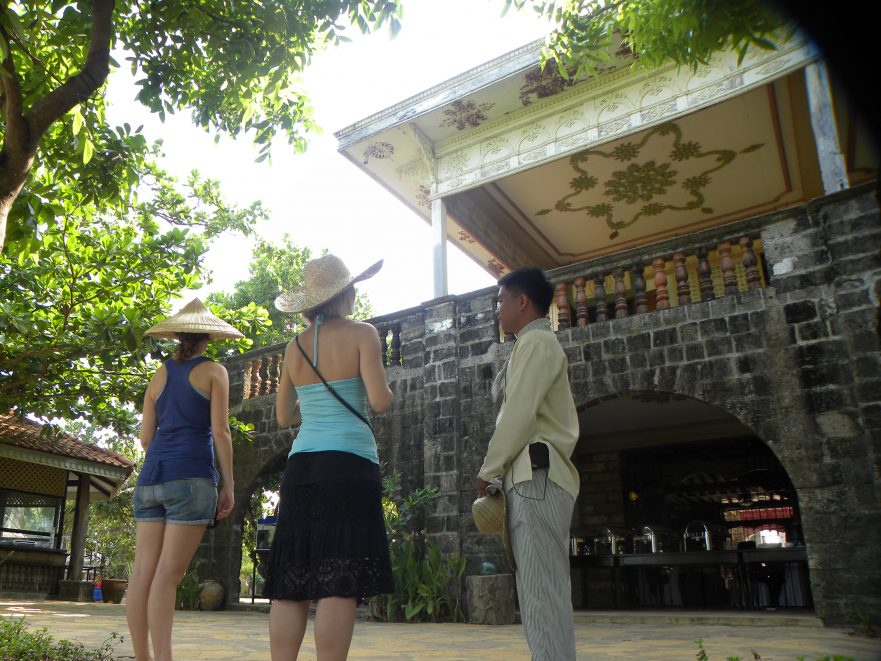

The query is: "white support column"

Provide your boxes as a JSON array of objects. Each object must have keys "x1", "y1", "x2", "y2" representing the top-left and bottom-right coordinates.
[
  {"x1": 804, "y1": 61, "x2": 849, "y2": 194},
  {"x1": 431, "y1": 197, "x2": 449, "y2": 299}
]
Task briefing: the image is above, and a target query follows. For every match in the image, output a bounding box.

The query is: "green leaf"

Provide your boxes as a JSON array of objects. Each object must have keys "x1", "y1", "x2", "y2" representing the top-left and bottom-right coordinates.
[{"x1": 82, "y1": 137, "x2": 94, "y2": 164}]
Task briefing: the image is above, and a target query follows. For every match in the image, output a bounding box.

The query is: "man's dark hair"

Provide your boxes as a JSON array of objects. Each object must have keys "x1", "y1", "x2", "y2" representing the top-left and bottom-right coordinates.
[{"x1": 498, "y1": 267, "x2": 555, "y2": 316}]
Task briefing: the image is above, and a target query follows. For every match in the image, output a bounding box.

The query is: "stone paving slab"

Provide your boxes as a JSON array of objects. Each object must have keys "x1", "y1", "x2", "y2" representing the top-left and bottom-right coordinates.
[{"x1": 2, "y1": 600, "x2": 880, "y2": 661}]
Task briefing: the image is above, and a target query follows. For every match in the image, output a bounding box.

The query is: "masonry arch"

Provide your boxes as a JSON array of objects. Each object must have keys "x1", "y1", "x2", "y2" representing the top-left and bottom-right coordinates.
[{"x1": 569, "y1": 389, "x2": 812, "y2": 611}]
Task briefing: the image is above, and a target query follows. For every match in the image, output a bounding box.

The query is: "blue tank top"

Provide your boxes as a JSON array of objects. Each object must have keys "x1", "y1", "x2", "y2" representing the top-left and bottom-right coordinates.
[
  {"x1": 139, "y1": 356, "x2": 218, "y2": 486},
  {"x1": 289, "y1": 316, "x2": 378, "y2": 464},
  {"x1": 290, "y1": 377, "x2": 377, "y2": 463}
]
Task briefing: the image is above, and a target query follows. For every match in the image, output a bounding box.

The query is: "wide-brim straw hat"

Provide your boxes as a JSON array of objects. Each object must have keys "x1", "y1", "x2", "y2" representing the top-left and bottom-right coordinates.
[
  {"x1": 472, "y1": 483, "x2": 516, "y2": 572},
  {"x1": 145, "y1": 297, "x2": 244, "y2": 340},
  {"x1": 274, "y1": 254, "x2": 383, "y2": 314}
]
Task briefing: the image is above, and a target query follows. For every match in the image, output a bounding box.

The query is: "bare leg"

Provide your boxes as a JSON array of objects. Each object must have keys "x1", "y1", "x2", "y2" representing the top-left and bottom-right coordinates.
[
  {"x1": 269, "y1": 599, "x2": 310, "y2": 661},
  {"x1": 147, "y1": 523, "x2": 206, "y2": 661},
  {"x1": 126, "y1": 522, "x2": 165, "y2": 661},
  {"x1": 314, "y1": 596, "x2": 357, "y2": 661}
]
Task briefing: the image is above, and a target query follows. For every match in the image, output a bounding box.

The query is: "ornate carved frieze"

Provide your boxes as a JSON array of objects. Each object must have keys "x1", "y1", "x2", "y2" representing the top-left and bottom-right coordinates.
[{"x1": 434, "y1": 35, "x2": 812, "y2": 196}]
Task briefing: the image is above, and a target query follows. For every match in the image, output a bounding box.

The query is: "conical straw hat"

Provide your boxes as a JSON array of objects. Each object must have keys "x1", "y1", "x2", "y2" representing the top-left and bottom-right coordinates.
[
  {"x1": 472, "y1": 483, "x2": 516, "y2": 572},
  {"x1": 275, "y1": 255, "x2": 382, "y2": 314},
  {"x1": 145, "y1": 298, "x2": 244, "y2": 340}
]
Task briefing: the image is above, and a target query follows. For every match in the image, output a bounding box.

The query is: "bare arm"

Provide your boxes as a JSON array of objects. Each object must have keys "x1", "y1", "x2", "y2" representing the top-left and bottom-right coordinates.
[
  {"x1": 359, "y1": 324, "x2": 393, "y2": 413},
  {"x1": 139, "y1": 369, "x2": 162, "y2": 451},
  {"x1": 210, "y1": 364, "x2": 235, "y2": 519},
  {"x1": 276, "y1": 343, "x2": 301, "y2": 428}
]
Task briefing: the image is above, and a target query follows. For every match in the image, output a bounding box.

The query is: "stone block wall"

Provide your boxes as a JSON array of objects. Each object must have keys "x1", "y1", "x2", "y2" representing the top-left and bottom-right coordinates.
[{"x1": 209, "y1": 183, "x2": 879, "y2": 624}]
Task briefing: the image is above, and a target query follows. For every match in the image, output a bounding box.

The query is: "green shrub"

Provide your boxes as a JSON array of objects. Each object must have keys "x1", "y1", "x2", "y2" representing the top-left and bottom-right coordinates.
[
  {"x1": 369, "y1": 469, "x2": 466, "y2": 623},
  {"x1": 175, "y1": 569, "x2": 201, "y2": 610},
  {"x1": 0, "y1": 616, "x2": 121, "y2": 661}
]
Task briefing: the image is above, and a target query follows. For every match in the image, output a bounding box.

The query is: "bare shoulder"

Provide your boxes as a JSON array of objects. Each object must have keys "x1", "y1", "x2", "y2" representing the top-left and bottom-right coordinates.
[
  {"x1": 200, "y1": 360, "x2": 229, "y2": 381},
  {"x1": 350, "y1": 320, "x2": 380, "y2": 339}
]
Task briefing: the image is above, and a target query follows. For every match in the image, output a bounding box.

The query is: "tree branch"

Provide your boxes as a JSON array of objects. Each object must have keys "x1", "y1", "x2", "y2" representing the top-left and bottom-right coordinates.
[
  {"x1": 1, "y1": 24, "x2": 28, "y2": 156},
  {"x1": 25, "y1": 0, "x2": 115, "y2": 144}
]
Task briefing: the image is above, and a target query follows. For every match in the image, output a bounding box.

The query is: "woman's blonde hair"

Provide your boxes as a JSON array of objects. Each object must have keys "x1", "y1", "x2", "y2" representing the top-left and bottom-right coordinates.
[{"x1": 302, "y1": 286, "x2": 356, "y2": 322}]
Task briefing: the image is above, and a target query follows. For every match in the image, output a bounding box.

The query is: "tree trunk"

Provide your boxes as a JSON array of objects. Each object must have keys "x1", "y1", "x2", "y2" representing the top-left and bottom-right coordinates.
[{"x1": 0, "y1": 0, "x2": 115, "y2": 252}]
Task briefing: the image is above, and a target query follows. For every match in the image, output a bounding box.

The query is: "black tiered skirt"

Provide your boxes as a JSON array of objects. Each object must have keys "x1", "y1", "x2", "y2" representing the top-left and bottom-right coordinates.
[{"x1": 262, "y1": 451, "x2": 394, "y2": 602}]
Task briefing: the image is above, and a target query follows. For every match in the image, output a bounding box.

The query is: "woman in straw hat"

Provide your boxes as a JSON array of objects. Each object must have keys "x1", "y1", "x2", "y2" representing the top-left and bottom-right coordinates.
[
  {"x1": 264, "y1": 254, "x2": 394, "y2": 661},
  {"x1": 127, "y1": 298, "x2": 242, "y2": 661}
]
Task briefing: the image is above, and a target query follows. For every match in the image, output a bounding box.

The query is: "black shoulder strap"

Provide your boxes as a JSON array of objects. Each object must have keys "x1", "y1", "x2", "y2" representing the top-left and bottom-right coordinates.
[{"x1": 294, "y1": 335, "x2": 374, "y2": 433}]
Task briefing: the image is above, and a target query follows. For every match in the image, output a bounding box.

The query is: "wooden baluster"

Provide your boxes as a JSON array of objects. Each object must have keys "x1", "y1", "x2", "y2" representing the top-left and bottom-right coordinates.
[
  {"x1": 269, "y1": 352, "x2": 282, "y2": 394},
  {"x1": 391, "y1": 326, "x2": 402, "y2": 366},
  {"x1": 573, "y1": 277, "x2": 589, "y2": 326},
  {"x1": 652, "y1": 257, "x2": 670, "y2": 310},
  {"x1": 697, "y1": 248, "x2": 715, "y2": 301},
  {"x1": 555, "y1": 281, "x2": 571, "y2": 329},
  {"x1": 632, "y1": 264, "x2": 648, "y2": 315},
  {"x1": 740, "y1": 235, "x2": 761, "y2": 290},
  {"x1": 243, "y1": 361, "x2": 253, "y2": 400},
  {"x1": 718, "y1": 241, "x2": 738, "y2": 295},
  {"x1": 250, "y1": 357, "x2": 263, "y2": 398},
  {"x1": 594, "y1": 274, "x2": 608, "y2": 323},
  {"x1": 613, "y1": 268, "x2": 629, "y2": 318},
  {"x1": 260, "y1": 354, "x2": 272, "y2": 395},
  {"x1": 673, "y1": 251, "x2": 691, "y2": 305},
  {"x1": 378, "y1": 327, "x2": 389, "y2": 367}
]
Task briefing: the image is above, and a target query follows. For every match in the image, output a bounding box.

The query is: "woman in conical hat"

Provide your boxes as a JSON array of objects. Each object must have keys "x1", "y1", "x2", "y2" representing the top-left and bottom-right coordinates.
[
  {"x1": 264, "y1": 255, "x2": 394, "y2": 660},
  {"x1": 127, "y1": 298, "x2": 242, "y2": 661}
]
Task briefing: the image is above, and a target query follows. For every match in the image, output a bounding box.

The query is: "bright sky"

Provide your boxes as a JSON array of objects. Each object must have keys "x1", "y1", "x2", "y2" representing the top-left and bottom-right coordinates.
[{"x1": 104, "y1": 1, "x2": 553, "y2": 316}]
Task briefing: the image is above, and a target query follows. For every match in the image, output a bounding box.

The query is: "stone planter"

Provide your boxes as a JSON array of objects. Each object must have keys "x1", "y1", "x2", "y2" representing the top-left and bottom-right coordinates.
[{"x1": 101, "y1": 578, "x2": 128, "y2": 604}]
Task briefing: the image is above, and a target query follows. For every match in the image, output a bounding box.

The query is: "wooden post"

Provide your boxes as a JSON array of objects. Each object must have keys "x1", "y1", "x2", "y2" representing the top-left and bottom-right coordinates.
[
  {"x1": 391, "y1": 326, "x2": 402, "y2": 366},
  {"x1": 652, "y1": 257, "x2": 669, "y2": 310},
  {"x1": 804, "y1": 61, "x2": 849, "y2": 194},
  {"x1": 595, "y1": 275, "x2": 608, "y2": 322},
  {"x1": 431, "y1": 197, "x2": 449, "y2": 298},
  {"x1": 718, "y1": 241, "x2": 738, "y2": 295},
  {"x1": 573, "y1": 277, "x2": 589, "y2": 326},
  {"x1": 632, "y1": 264, "x2": 648, "y2": 314},
  {"x1": 697, "y1": 249, "x2": 715, "y2": 301},
  {"x1": 250, "y1": 358, "x2": 262, "y2": 399},
  {"x1": 673, "y1": 251, "x2": 691, "y2": 305},
  {"x1": 740, "y1": 235, "x2": 761, "y2": 290},
  {"x1": 555, "y1": 281, "x2": 571, "y2": 329},
  {"x1": 67, "y1": 474, "x2": 90, "y2": 580},
  {"x1": 613, "y1": 268, "x2": 628, "y2": 318}
]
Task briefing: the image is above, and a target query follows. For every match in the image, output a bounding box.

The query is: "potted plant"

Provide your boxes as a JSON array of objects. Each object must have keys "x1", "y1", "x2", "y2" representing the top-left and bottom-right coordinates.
[{"x1": 100, "y1": 559, "x2": 131, "y2": 604}]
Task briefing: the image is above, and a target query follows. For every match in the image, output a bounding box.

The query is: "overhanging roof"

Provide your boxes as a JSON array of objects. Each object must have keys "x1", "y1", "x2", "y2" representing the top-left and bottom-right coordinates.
[
  {"x1": 0, "y1": 413, "x2": 135, "y2": 501},
  {"x1": 336, "y1": 31, "x2": 875, "y2": 277}
]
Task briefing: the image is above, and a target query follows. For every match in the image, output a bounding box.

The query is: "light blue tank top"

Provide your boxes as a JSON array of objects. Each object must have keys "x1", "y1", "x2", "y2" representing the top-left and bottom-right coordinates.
[
  {"x1": 290, "y1": 377, "x2": 377, "y2": 463},
  {"x1": 289, "y1": 315, "x2": 378, "y2": 464}
]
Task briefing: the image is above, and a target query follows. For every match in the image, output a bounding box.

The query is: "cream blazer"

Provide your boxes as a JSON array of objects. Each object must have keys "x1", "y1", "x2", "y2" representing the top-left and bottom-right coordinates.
[{"x1": 478, "y1": 318, "x2": 580, "y2": 498}]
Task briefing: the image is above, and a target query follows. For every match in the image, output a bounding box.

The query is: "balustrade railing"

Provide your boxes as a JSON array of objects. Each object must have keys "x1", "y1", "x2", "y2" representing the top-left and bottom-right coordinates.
[
  {"x1": 240, "y1": 324, "x2": 405, "y2": 401},
  {"x1": 550, "y1": 233, "x2": 765, "y2": 329}
]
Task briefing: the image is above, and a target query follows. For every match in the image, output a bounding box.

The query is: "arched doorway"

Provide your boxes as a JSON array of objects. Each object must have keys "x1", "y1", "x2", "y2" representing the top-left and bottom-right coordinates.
[{"x1": 570, "y1": 392, "x2": 812, "y2": 611}]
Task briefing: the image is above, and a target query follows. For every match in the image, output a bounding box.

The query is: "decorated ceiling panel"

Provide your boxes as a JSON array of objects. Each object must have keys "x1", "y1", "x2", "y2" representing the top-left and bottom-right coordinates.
[
  {"x1": 481, "y1": 85, "x2": 798, "y2": 264},
  {"x1": 337, "y1": 32, "x2": 874, "y2": 278}
]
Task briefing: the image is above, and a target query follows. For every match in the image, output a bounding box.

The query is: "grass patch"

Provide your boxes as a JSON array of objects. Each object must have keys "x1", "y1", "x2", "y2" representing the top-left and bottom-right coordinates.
[{"x1": 0, "y1": 616, "x2": 122, "y2": 661}]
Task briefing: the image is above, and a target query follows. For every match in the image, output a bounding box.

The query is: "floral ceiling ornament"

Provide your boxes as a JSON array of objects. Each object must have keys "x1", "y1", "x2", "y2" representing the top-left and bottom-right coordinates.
[
  {"x1": 440, "y1": 99, "x2": 495, "y2": 130},
  {"x1": 362, "y1": 141, "x2": 395, "y2": 165},
  {"x1": 458, "y1": 230, "x2": 476, "y2": 244},
  {"x1": 535, "y1": 122, "x2": 764, "y2": 239},
  {"x1": 519, "y1": 62, "x2": 577, "y2": 106},
  {"x1": 415, "y1": 185, "x2": 431, "y2": 209},
  {"x1": 487, "y1": 258, "x2": 507, "y2": 276}
]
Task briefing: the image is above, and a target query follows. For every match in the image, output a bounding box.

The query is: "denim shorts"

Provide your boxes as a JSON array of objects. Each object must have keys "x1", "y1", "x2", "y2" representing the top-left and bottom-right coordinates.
[{"x1": 133, "y1": 478, "x2": 218, "y2": 525}]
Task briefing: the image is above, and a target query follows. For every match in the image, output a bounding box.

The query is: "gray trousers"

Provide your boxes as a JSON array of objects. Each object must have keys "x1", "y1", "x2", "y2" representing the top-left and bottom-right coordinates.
[{"x1": 508, "y1": 470, "x2": 577, "y2": 661}]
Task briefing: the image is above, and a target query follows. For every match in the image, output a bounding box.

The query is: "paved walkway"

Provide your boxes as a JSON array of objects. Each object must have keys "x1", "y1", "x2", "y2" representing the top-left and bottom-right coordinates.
[{"x1": 2, "y1": 599, "x2": 880, "y2": 660}]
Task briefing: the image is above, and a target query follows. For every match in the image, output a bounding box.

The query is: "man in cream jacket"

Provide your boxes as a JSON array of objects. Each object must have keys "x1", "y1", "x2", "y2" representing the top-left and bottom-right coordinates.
[{"x1": 478, "y1": 267, "x2": 579, "y2": 661}]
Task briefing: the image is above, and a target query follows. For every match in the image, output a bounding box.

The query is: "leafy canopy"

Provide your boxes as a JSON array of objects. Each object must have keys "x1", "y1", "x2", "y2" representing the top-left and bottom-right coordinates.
[
  {"x1": 0, "y1": 141, "x2": 267, "y2": 432},
  {"x1": 507, "y1": 0, "x2": 789, "y2": 77},
  {"x1": 0, "y1": 1, "x2": 403, "y2": 251}
]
